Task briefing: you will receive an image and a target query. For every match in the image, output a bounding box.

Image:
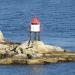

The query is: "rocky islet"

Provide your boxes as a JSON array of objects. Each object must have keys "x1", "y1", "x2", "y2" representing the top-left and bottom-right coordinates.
[{"x1": 0, "y1": 31, "x2": 75, "y2": 64}]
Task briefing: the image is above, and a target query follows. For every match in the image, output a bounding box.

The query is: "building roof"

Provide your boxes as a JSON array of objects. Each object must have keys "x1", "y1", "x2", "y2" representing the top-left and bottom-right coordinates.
[{"x1": 31, "y1": 17, "x2": 40, "y2": 25}]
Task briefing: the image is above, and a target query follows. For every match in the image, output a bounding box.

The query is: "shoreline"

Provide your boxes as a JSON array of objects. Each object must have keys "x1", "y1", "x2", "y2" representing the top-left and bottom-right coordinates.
[{"x1": 0, "y1": 51, "x2": 75, "y2": 65}]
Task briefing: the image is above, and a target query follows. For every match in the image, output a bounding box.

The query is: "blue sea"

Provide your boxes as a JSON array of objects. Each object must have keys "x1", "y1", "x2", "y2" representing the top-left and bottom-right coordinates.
[{"x1": 0, "y1": 0, "x2": 75, "y2": 75}]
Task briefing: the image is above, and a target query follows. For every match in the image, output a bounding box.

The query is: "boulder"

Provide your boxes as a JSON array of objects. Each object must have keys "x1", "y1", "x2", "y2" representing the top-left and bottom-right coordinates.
[
  {"x1": 16, "y1": 40, "x2": 64, "y2": 55},
  {"x1": 0, "y1": 31, "x2": 4, "y2": 42},
  {"x1": 45, "y1": 45, "x2": 64, "y2": 52},
  {"x1": 0, "y1": 44, "x2": 10, "y2": 54}
]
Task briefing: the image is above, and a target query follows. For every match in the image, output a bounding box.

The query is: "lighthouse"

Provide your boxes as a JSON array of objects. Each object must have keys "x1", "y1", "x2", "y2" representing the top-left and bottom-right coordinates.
[{"x1": 29, "y1": 17, "x2": 41, "y2": 41}]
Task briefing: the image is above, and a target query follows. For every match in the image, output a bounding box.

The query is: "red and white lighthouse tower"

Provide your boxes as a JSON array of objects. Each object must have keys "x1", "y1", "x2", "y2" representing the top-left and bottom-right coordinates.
[{"x1": 29, "y1": 17, "x2": 41, "y2": 41}]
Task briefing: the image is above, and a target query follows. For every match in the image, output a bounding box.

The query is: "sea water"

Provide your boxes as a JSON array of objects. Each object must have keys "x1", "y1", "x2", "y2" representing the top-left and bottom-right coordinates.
[{"x1": 0, "y1": 0, "x2": 75, "y2": 75}]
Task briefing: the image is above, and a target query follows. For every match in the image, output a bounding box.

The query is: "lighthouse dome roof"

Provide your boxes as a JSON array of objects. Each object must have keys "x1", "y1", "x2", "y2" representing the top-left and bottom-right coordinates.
[{"x1": 31, "y1": 17, "x2": 40, "y2": 24}]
